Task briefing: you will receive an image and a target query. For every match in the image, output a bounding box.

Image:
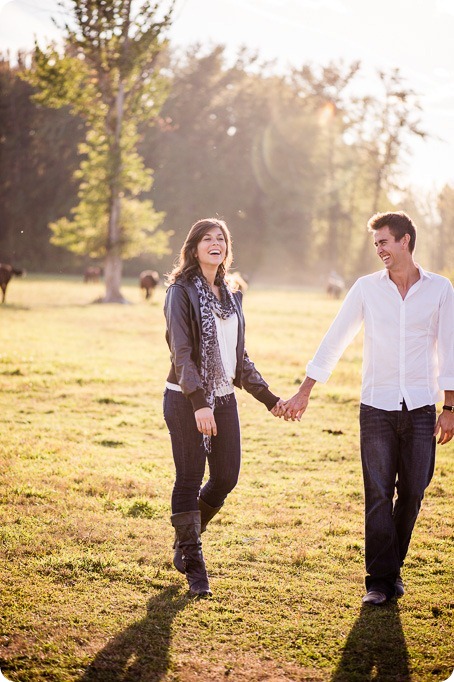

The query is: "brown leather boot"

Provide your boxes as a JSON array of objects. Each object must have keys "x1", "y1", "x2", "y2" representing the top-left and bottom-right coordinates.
[
  {"x1": 173, "y1": 499, "x2": 222, "y2": 574},
  {"x1": 171, "y1": 510, "x2": 211, "y2": 597}
]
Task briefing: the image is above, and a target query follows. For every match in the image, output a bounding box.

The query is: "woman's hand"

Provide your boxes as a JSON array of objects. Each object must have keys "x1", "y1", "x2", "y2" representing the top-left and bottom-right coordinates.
[
  {"x1": 194, "y1": 407, "x2": 217, "y2": 436},
  {"x1": 271, "y1": 399, "x2": 286, "y2": 417}
]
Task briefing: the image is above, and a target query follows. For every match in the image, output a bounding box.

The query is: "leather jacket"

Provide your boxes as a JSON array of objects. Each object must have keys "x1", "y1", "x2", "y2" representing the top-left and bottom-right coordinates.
[{"x1": 164, "y1": 278, "x2": 278, "y2": 411}]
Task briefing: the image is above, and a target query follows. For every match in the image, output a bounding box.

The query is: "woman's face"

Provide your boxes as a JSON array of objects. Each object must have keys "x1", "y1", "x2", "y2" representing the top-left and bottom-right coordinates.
[{"x1": 195, "y1": 226, "x2": 227, "y2": 271}]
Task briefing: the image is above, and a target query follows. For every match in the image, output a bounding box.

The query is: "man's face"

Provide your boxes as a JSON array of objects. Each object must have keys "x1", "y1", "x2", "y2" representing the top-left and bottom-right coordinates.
[{"x1": 373, "y1": 226, "x2": 408, "y2": 270}]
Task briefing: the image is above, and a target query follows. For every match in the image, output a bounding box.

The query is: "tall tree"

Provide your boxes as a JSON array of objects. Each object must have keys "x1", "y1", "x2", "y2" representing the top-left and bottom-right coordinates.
[
  {"x1": 0, "y1": 53, "x2": 82, "y2": 271},
  {"x1": 290, "y1": 61, "x2": 361, "y2": 275},
  {"x1": 437, "y1": 184, "x2": 454, "y2": 274},
  {"x1": 23, "y1": 0, "x2": 175, "y2": 302},
  {"x1": 351, "y1": 69, "x2": 427, "y2": 274},
  {"x1": 141, "y1": 45, "x2": 280, "y2": 276},
  {"x1": 397, "y1": 187, "x2": 440, "y2": 271}
]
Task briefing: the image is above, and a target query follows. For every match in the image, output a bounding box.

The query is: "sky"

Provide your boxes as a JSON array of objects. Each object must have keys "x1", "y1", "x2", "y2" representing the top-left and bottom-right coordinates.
[{"x1": 1, "y1": 0, "x2": 453, "y2": 193}]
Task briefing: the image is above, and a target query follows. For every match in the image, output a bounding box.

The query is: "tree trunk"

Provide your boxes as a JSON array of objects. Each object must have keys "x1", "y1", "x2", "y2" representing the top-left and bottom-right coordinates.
[
  {"x1": 101, "y1": 82, "x2": 129, "y2": 304},
  {"x1": 103, "y1": 246, "x2": 126, "y2": 303}
]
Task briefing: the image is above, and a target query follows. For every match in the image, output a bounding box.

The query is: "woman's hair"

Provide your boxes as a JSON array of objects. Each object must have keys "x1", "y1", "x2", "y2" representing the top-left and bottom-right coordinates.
[{"x1": 166, "y1": 218, "x2": 233, "y2": 285}]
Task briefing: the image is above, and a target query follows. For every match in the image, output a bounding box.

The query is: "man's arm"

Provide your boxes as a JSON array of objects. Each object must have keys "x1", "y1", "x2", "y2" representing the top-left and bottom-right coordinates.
[{"x1": 434, "y1": 390, "x2": 454, "y2": 445}]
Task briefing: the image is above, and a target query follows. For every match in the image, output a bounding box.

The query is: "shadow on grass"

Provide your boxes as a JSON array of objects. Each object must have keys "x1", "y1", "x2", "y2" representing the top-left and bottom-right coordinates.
[
  {"x1": 78, "y1": 585, "x2": 188, "y2": 682},
  {"x1": 331, "y1": 602, "x2": 410, "y2": 681},
  {"x1": 0, "y1": 303, "x2": 31, "y2": 310}
]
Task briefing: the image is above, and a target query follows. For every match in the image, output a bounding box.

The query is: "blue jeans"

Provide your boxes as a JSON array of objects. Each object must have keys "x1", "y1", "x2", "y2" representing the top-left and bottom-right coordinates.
[
  {"x1": 163, "y1": 389, "x2": 241, "y2": 513},
  {"x1": 360, "y1": 402, "x2": 436, "y2": 597}
]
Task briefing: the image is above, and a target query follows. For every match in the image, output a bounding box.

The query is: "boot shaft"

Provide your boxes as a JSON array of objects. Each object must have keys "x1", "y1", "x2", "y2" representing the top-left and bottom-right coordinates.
[
  {"x1": 170, "y1": 510, "x2": 211, "y2": 596},
  {"x1": 198, "y1": 498, "x2": 223, "y2": 533}
]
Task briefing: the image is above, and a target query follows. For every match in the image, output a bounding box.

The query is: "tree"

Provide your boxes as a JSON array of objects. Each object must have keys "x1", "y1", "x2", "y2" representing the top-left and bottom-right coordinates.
[
  {"x1": 141, "y1": 45, "x2": 283, "y2": 277},
  {"x1": 0, "y1": 53, "x2": 82, "y2": 271},
  {"x1": 396, "y1": 187, "x2": 440, "y2": 271},
  {"x1": 23, "y1": 0, "x2": 175, "y2": 302},
  {"x1": 437, "y1": 184, "x2": 454, "y2": 274},
  {"x1": 350, "y1": 69, "x2": 427, "y2": 274},
  {"x1": 289, "y1": 61, "x2": 361, "y2": 276}
]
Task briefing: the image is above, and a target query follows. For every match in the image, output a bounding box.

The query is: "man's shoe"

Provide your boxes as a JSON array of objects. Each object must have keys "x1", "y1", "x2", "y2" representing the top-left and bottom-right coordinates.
[
  {"x1": 362, "y1": 590, "x2": 388, "y2": 605},
  {"x1": 395, "y1": 576, "x2": 405, "y2": 598}
]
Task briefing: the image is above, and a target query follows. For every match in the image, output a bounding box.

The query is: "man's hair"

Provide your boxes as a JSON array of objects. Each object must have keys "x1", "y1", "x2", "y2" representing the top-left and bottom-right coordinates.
[{"x1": 367, "y1": 211, "x2": 417, "y2": 253}]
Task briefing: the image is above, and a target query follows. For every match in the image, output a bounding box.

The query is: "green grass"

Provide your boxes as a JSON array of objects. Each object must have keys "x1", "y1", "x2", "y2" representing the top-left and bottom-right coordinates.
[{"x1": 0, "y1": 275, "x2": 453, "y2": 682}]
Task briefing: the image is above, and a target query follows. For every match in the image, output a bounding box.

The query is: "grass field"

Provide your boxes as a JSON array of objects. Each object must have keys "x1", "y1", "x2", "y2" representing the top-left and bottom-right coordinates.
[{"x1": 0, "y1": 275, "x2": 453, "y2": 682}]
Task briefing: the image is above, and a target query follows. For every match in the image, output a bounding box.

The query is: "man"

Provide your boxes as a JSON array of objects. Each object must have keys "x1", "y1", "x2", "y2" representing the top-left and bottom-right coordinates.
[{"x1": 283, "y1": 212, "x2": 454, "y2": 605}]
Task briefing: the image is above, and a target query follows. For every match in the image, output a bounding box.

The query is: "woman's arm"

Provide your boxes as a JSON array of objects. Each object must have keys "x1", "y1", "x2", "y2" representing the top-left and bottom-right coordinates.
[{"x1": 164, "y1": 284, "x2": 208, "y2": 411}]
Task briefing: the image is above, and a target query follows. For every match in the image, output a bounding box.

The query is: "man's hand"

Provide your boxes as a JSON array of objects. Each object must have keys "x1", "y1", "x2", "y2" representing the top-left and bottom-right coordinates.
[
  {"x1": 283, "y1": 376, "x2": 316, "y2": 421},
  {"x1": 195, "y1": 407, "x2": 217, "y2": 436},
  {"x1": 434, "y1": 409, "x2": 454, "y2": 445}
]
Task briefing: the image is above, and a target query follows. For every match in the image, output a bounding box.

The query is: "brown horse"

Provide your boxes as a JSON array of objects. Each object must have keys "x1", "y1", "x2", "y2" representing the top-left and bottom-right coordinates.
[
  {"x1": 139, "y1": 270, "x2": 159, "y2": 299},
  {"x1": 0, "y1": 264, "x2": 24, "y2": 303}
]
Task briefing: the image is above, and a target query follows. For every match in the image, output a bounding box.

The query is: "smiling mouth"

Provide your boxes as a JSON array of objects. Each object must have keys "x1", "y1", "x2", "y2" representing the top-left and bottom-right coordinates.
[{"x1": 209, "y1": 251, "x2": 221, "y2": 256}]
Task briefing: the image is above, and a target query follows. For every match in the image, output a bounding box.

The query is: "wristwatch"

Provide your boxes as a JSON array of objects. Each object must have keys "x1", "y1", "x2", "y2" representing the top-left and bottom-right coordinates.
[{"x1": 442, "y1": 405, "x2": 454, "y2": 412}]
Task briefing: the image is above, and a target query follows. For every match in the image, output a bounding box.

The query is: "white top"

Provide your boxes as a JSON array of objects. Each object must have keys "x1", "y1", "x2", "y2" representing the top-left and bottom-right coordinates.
[
  {"x1": 166, "y1": 310, "x2": 238, "y2": 397},
  {"x1": 213, "y1": 309, "x2": 238, "y2": 395},
  {"x1": 306, "y1": 266, "x2": 454, "y2": 411}
]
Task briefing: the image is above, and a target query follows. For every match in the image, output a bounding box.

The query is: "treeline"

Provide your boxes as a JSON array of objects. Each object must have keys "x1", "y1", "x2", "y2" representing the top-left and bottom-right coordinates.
[{"x1": 1, "y1": 46, "x2": 453, "y2": 284}]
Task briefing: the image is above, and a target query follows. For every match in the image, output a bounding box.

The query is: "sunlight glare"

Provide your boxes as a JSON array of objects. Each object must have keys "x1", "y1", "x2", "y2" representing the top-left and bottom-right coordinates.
[{"x1": 318, "y1": 101, "x2": 336, "y2": 126}]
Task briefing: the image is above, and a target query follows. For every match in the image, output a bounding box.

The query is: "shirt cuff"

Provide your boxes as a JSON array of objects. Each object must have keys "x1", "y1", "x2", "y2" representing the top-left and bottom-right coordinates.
[{"x1": 306, "y1": 361, "x2": 331, "y2": 384}]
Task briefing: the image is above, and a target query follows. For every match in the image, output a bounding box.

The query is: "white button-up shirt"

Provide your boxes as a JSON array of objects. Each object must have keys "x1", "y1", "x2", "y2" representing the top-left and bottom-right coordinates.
[{"x1": 306, "y1": 266, "x2": 454, "y2": 411}]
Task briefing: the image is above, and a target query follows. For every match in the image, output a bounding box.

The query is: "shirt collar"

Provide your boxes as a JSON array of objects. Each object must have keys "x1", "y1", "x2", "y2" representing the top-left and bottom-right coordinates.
[
  {"x1": 415, "y1": 264, "x2": 431, "y2": 280},
  {"x1": 379, "y1": 263, "x2": 431, "y2": 282}
]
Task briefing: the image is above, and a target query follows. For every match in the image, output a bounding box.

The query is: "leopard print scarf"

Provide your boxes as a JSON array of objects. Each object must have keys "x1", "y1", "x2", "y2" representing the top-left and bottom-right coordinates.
[{"x1": 193, "y1": 275, "x2": 236, "y2": 451}]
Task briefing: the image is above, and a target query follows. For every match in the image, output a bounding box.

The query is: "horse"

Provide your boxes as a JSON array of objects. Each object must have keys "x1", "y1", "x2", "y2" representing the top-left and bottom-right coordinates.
[
  {"x1": 139, "y1": 270, "x2": 159, "y2": 299},
  {"x1": 0, "y1": 264, "x2": 24, "y2": 303}
]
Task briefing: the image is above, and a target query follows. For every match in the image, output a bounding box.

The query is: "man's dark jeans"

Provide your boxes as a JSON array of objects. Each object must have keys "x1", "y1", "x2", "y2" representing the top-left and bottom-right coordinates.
[
  {"x1": 360, "y1": 402, "x2": 436, "y2": 598},
  {"x1": 163, "y1": 388, "x2": 241, "y2": 514}
]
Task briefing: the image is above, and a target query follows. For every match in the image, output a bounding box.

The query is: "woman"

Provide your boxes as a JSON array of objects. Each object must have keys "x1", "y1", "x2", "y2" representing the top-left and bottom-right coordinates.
[{"x1": 164, "y1": 218, "x2": 282, "y2": 597}]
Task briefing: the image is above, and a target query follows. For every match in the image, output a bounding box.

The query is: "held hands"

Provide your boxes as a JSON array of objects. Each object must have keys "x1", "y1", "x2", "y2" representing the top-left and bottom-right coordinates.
[
  {"x1": 271, "y1": 377, "x2": 316, "y2": 421},
  {"x1": 194, "y1": 407, "x2": 217, "y2": 437},
  {"x1": 282, "y1": 390, "x2": 310, "y2": 421}
]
